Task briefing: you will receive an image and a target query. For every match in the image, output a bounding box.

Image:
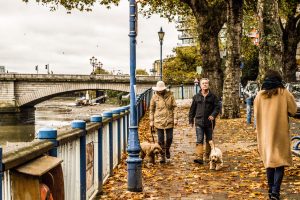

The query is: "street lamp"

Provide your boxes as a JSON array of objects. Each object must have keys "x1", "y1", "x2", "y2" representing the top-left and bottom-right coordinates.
[
  {"x1": 45, "y1": 64, "x2": 50, "y2": 74},
  {"x1": 90, "y1": 56, "x2": 97, "y2": 73},
  {"x1": 35, "y1": 65, "x2": 39, "y2": 74},
  {"x1": 94, "y1": 61, "x2": 102, "y2": 74},
  {"x1": 127, "y1": 0, "x2": 143, "y2": 192},
  {"x1": 158, "y1": 27, "x2": 165, "y2": 81}
]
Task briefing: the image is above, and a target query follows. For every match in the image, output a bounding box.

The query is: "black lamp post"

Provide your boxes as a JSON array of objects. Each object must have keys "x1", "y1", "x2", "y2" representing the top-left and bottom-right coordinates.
[
  {"x1": 90, "y1": 56, "x2": 97, "y2": 73},
  {"x1": 158, "y1": 27, "x2": 165, "y2": 81},
  {"x1": 94, "y1": 61, "x2": 102, "y2": 74},
  {"x1": 45, "y1": 64, "x2": 50, "y2": 74}
]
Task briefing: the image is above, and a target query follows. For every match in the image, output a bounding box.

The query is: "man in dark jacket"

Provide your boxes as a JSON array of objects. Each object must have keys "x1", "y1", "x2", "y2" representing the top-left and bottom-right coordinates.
[{"x1": 188, "y1": 78, "x2": 220, "y2": 164}]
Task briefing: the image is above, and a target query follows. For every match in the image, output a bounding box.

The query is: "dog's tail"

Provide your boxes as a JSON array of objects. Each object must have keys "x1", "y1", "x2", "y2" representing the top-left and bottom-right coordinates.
[{"x1": 208, "y1": 140, "x2": 215, "y2": 150}]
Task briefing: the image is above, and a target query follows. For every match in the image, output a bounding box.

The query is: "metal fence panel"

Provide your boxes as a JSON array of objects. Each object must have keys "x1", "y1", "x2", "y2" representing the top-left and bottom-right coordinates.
[
  {"x1": 2, "y1": 171, "x2": 11, "y2": 200},
  {"x1": 112, "y1": 120, "x2": 118, "y2": 168},
  {"x1": 58, "y1": 139, "x2": 81, "y2": 200},
  {"x1": 170, "y1": 85, "x2": 195, "y2": 99},
  {"x1": 102, "y1": 125, "x2": 110, "y2": 182},
  {"x1": 86, "y1": 130, "x2": 98, "y2": 199}
]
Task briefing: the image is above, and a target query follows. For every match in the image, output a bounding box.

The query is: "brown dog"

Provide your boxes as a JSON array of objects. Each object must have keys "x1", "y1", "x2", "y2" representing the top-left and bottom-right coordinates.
[{"x1": 140, "y1": 141, "x2": 163, "y2": 164}]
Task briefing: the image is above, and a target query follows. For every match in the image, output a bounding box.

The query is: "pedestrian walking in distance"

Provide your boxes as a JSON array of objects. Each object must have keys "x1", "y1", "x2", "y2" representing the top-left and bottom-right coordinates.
[
  {"x1": 254, "y1": 70, "x2": 297, "y2": 200},
  {"x1": 188, "y1": 78, "x2": 220, "y2": 164},
  {"x1": 149, "y1": 81, "x2": 177, "y2": 163}
]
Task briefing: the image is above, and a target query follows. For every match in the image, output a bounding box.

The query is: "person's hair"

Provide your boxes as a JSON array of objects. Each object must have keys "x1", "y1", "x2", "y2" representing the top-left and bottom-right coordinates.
[
  {"x1": 262, "y1": 70, "x2": 284, "y2": 98},
  {"x1": 200, "y1": 78, "x2": 209, "y2": 84}
]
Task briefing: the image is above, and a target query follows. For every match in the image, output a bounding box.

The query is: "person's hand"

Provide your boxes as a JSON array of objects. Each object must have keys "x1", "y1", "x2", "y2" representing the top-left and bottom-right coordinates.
[
  {"x1": 174, "y1": 120, "x2": 178, "y2": 126},
  {"x1": 150, "y1": 126, "x2": 155, "y2": 132},
  {"x1": 150, "y1": 121, "x2": 154, "y2": 131},
  {"x1": 208, "y1": 116, "x2": 214, "y2": 121}
]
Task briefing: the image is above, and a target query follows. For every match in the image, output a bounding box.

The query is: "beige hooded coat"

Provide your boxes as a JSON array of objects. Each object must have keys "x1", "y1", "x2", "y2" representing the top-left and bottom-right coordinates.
[
  {"x1": 254, "y1": 88, "x2": 297, "y2": 168},
  {"x1": 149, "y1": 91, "x2": 177, "y2": 129}
]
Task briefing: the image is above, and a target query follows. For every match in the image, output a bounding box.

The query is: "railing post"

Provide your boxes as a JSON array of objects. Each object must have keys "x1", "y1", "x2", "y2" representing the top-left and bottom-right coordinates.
[
  {"x1": 112, "y1": 109, "x2": 121, "y2": 164},
  {"x1": 148, "y1": 89, "x2": 152, "y2": 107},
  {"x1": 0, "y1": 146, "x2": 2, "y2": 200},
  {"x1": 181, "y1": 84, "x2": 184, "y2": 99},
  {"x1": 126, "y1": 105, "x2": 130, "y2": 142},
  {"x1": 103, "y1": 111, "x2": 114, "y2": 176},
  {"x1": 90, "y1": 115, "x2": 103, "y2": 194},
  {"x1": 136, "y1": 95, "x2": 140, "y2": 122},
  {"x1": 145, "y1": 89, "x2": 150, "y2": 109},
  {"x1": 71, "y1": 120, "x2": 86, "y2": 200},
  {"x1": 195, "y1": 84, "x2": 199, "y2": 95},
  {"x1": 141, "y1": 94, "x2": 145, "y2": 116},
  {"x1": 37, "y1": 128, "x2": 58, "y2": 157},
  {"x1": 120, "y1": 107, "x2": 127, "y2": 154}
]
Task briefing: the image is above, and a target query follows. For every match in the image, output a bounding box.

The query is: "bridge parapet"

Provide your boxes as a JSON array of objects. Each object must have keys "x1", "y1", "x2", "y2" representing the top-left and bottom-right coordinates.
[{"x1": 0, "y1": 73, "x2": 160, "y2": 83}]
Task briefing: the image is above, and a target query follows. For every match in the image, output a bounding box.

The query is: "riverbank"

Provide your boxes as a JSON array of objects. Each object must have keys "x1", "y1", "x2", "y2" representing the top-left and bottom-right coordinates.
[{"x1": 2, "y1": 97, "x2": 121, "y2": 152}]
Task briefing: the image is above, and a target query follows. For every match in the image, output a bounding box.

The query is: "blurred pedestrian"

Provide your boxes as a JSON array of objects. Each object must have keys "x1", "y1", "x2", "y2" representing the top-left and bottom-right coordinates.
[
  {"x1": 244, "y1": 82, "x2": 258, "y2": 124},
  {"x1": 149, "y1": 81, "x2": 177, "y2": 163},
  {"x1": 254, "y1": 70, "x2": 297, "y2": 200},
  {"x1": 188, "y1": 78, "x2": 220, "y2": 164}
]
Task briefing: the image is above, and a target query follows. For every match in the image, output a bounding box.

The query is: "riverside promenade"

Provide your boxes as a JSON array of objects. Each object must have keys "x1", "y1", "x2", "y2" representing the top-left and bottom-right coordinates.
[{"x1": 98, "y1": 100, "x2": 300, "y2": 200}]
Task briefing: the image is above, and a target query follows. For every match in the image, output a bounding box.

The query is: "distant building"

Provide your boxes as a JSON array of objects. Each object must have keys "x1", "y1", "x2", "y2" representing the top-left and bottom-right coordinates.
[
  {"x1": 176, "y1": 16, "x2": 197, "y2": 46},
  {"x1": 151, "y1": 60, "x2": 160, "y2": 76},
  {"x1": 0, "y1": 66, "x2": 5, "y2": 73},
  {"x1": 247, "y1": 29, "x2": 259, "y2": 46},
  {"x1": 151, "y1": 59, "x2": 169, "y2": 76}
]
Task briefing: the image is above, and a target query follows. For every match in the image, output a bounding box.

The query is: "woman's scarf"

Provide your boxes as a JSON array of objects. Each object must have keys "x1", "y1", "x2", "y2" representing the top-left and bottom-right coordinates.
[{"x1": 261, "y1": 77, "x2": 284, "y2": 90}]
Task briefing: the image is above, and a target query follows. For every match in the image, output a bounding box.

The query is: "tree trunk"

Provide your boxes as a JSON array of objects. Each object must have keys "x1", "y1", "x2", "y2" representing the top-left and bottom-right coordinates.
[
  {"x1": 257, "y1": 0, "x2": 283, "y2": 83},
  {"x1": 282, "y1": 7, "x2": 300, "y2": 83},
  {"x1": 221, "y1": 0, "x2": 243, "y2": 119},
  {"x1": 198, "y1": 29, "x2": 223, "y2": 98},
  {"x1": 190, "y1": 2, "x2": 227, "y2": 99}
]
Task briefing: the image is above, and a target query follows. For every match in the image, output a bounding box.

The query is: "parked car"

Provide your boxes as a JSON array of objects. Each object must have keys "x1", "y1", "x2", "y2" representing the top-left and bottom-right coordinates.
[{"x1": 286, "y1": 82, "x2": 300, "y2": 116}]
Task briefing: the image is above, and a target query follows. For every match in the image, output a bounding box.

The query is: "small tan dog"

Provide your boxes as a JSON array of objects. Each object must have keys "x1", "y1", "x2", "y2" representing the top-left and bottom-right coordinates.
[
  {"x1": 140, "y1": 141, "x2": 163, "y2": 164},
  {"x1": 208, "y1": 140, "x2": 223, "y2": 171}
]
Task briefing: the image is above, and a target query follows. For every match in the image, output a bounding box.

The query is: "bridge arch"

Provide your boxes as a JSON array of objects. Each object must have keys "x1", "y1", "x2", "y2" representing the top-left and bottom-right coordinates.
[
  {"x1": 0, "y1": 74, "x2": 158, "y2": 112},
  {"x1": 19, "y1": 83, "x2": 149, "y2": 107}
]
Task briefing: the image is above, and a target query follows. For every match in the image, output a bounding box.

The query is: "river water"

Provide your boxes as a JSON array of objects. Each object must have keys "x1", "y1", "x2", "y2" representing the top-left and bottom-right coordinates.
[{"x1": 0, "y1": 97, "x2": 119, "y2": 147}]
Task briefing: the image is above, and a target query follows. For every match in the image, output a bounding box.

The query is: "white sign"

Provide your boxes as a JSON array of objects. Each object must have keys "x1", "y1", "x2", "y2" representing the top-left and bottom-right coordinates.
[{"x1": 196, "y1": 66, "x2": 202, "y2": 74}]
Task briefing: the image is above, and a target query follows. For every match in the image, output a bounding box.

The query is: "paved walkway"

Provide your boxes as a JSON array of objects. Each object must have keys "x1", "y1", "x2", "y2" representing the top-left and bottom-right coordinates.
[{"x1": 98, "y1": 100, "x2": 300, "y2": 200}]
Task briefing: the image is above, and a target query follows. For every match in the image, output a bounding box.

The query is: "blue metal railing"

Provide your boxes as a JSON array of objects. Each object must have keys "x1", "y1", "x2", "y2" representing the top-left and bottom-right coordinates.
[
  {"x1": 0, "y1": 88, "x2": 153, "y2": 200},
  {"x1": 0, "y1": 85, "x2": 195, "y2": 200}
]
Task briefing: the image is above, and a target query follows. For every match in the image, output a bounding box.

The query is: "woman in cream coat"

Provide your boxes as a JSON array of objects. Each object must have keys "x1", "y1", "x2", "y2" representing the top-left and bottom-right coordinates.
[{"x1": 254, "y1": 70, "x2": 297, "y2": 200}]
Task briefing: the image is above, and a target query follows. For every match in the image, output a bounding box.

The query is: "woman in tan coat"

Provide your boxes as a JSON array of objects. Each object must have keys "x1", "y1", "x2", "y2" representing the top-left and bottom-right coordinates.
[
  {"x1": 149, "y1": 81, "x2": 177, "y2": 163},
  {"x1": 254, "y1": 70, "x2": 297, "y2": 200}
]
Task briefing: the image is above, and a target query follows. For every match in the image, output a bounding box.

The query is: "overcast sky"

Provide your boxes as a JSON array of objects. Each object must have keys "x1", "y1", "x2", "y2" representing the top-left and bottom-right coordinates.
[{"x1": 0, "y1": 0, "x2": 178, "y2": 75}]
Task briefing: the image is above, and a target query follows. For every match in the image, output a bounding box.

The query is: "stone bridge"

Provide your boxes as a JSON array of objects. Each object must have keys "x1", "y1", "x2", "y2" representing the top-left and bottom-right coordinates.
[{"x1": 0, "y1": 73, "x2": 159, "y2": 112}]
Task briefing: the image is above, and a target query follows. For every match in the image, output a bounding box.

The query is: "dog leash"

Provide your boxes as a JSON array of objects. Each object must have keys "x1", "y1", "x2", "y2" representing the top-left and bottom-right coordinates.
[
  {"x1": 210, "y1": 119, "x2": 216, "y2": 151},
  {"x1": 150, "y1": 127, "x2": 155, "y2": 143}
]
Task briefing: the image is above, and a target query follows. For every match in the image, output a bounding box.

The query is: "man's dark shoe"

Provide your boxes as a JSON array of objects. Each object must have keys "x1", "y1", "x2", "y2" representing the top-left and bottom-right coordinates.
[
  {"x1": 270, "y1": 193, "x2": 280, "y2": 200},
  {"x1": 166, "y1": 149, "x2": 170, "y2": 159},
  {"x1": 160, "y1": 156, "x2": 166, "y2": 163},
  {"x1": 194, "y1": 159, "x2": 204, "y2": 164}
]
